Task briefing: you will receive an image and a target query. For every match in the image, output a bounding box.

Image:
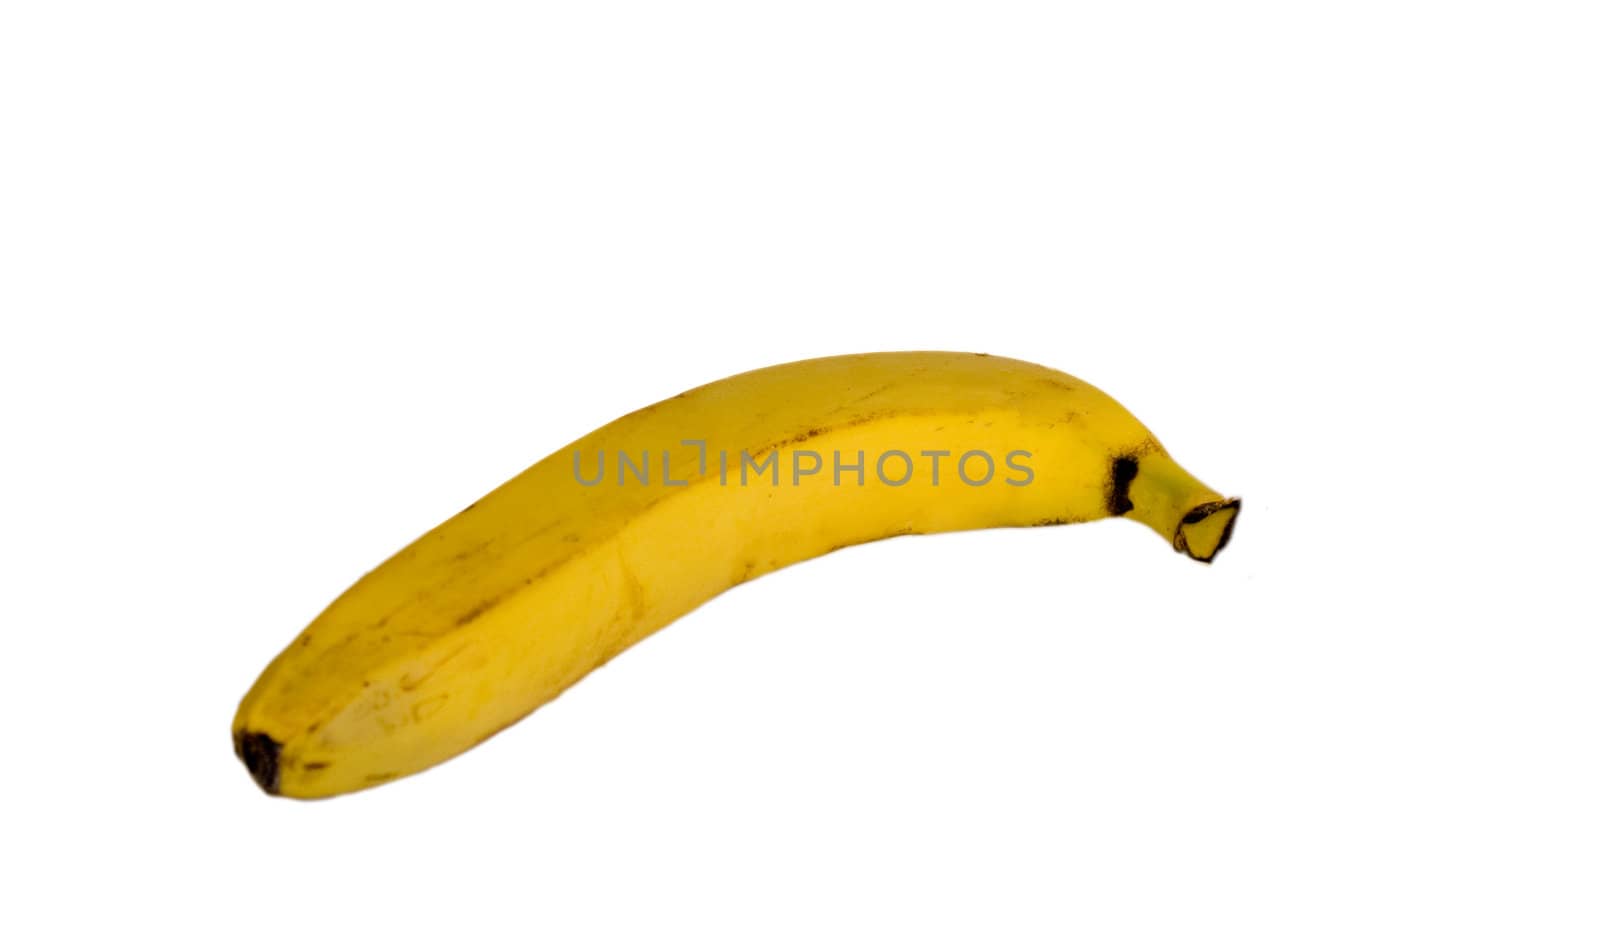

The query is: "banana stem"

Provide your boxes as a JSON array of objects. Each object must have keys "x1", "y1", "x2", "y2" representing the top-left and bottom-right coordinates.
[{"x1": 1124, "y1": 453, "x2": 1241, "y2": 563}]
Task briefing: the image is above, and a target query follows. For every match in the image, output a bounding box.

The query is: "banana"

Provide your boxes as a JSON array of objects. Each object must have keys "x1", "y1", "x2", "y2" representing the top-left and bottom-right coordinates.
[{"x1": 233, "y1": 351, "x2": 1239, "y2": 798}]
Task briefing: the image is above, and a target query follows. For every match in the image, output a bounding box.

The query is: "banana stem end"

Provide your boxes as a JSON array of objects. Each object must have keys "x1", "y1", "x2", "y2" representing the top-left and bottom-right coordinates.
[{"x1": 1174, "y1": 498, "x2": 1241, "y2": 563}]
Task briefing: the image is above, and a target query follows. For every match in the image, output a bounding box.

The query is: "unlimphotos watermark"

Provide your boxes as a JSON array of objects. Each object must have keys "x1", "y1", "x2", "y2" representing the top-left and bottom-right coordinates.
[{"x1": 574, "y1": 440, "x2": 1034, "y2": 488}]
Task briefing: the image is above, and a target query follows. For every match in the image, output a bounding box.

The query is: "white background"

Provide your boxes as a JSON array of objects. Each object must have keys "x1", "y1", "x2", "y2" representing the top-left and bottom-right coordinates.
[{"x1": 3, "y1": 2, "x2": 1597, "y2": 924}]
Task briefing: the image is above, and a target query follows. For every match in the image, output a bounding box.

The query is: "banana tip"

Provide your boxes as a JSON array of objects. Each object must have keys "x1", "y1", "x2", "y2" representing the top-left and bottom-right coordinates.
[
  {"x1": 1176, "y1": 498, "x2": 1241, "y2": 563},
  {"x1": 234, "y1": 730, "x2": 282, "y2": 795}
]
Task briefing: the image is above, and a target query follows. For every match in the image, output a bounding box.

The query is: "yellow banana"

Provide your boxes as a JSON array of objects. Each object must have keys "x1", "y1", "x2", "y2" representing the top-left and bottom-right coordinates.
[{"x1": 234, "y1": 351, "x2": 1239, "y2": 798}]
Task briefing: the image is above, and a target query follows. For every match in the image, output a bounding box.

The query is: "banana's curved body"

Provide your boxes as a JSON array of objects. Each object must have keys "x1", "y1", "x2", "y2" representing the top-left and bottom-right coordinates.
[{"x1": 234, "y1": 352, "x2": 1239, "y2": 798}]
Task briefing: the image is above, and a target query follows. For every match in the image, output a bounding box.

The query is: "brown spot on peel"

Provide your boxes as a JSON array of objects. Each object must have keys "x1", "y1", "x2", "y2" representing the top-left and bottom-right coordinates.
[
  {"x1": 455, "y1": 596, "x2": 502, "y2": 627},
  {"x1": 1108, "y1": 455, "x2": 1138, "y2": 516}
]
